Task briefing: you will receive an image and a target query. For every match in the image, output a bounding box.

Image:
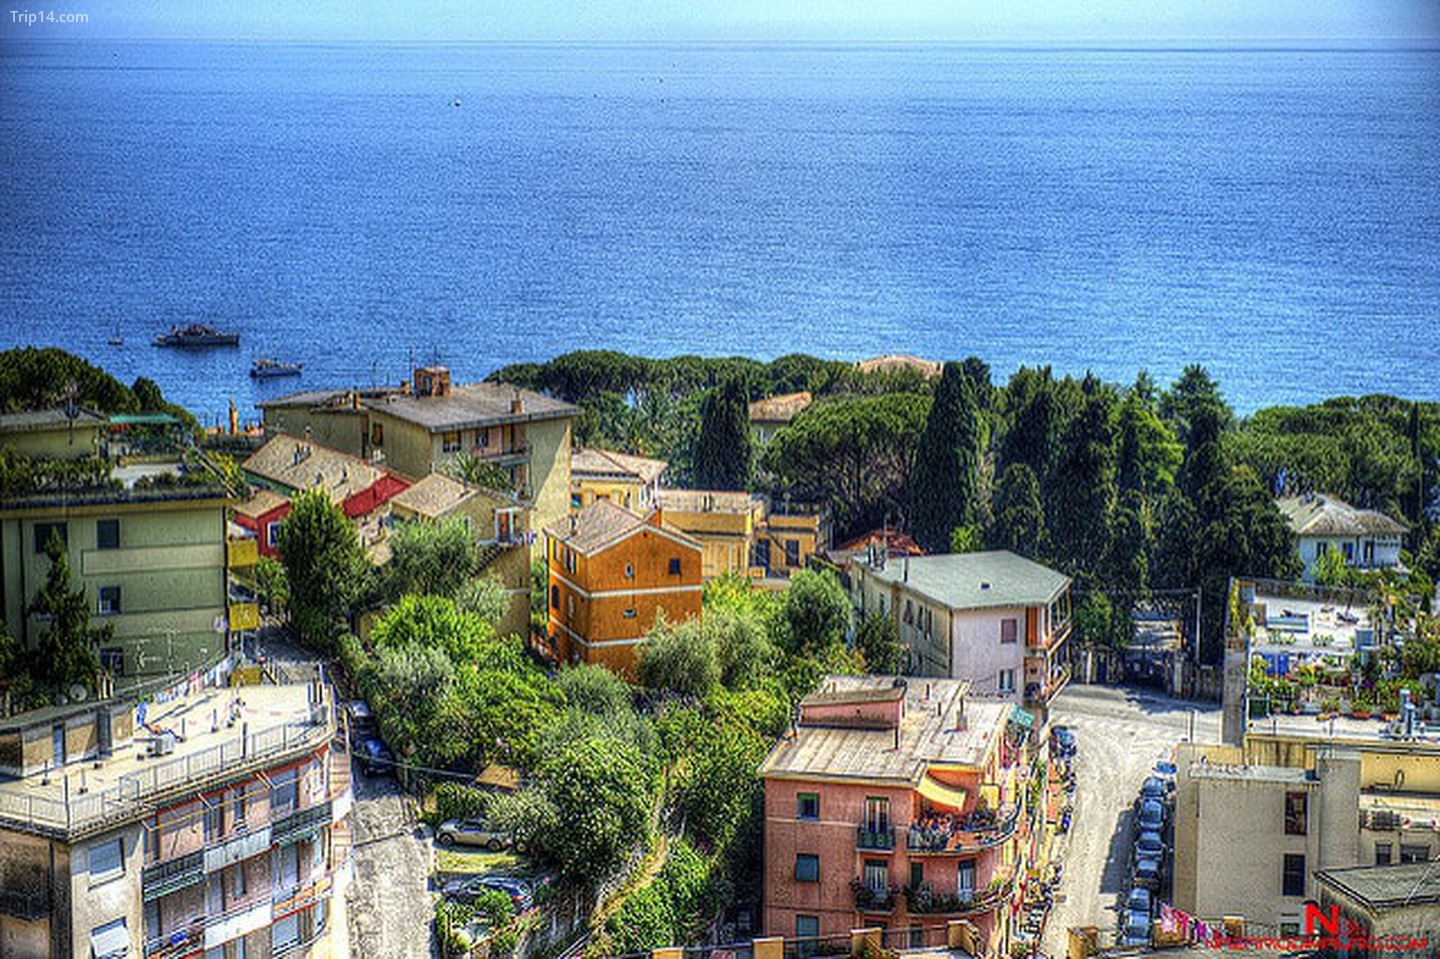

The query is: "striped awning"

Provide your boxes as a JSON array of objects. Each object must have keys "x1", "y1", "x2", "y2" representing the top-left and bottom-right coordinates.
[{"x1": 916, "y1": 775, "x2": 968, "y2": 811}]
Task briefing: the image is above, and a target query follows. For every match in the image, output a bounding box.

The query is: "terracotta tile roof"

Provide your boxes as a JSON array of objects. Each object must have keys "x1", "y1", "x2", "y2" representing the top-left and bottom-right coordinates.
[
  {"x1": 235, "y1": 488, "x2": 289, "y2": 518},
  {"x1": 546, "y1": 500, "x2": 651, "y2": 554},
  {"x1": 389, "y1": 473, "x2": 473, "y2": 519},
  {"x1": 835, "y1": 528, "x2": 925, "y2": 557},
  {"x1": 1276, "y1": 493, "x2": 1408, "y2": 537},
  {"x1": 748, "y1": 391, "x2": 813, "y2": 424},
  {"x1": 571, "y1": 448, "x2": 668, "y2": 484},
  {"x1": 243, "y1": 434, "x2": 381, "y2": 504}
]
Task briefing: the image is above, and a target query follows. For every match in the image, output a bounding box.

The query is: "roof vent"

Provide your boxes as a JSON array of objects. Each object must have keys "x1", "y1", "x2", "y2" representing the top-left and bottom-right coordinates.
[{"x1": 511, "y1": 389, "x2": 524, "y2": 415}]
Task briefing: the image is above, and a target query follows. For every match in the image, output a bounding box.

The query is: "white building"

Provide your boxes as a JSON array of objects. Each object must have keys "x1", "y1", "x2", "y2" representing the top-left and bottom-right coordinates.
[{"x1": 1276, "y1": 493, "x2": 1407, "y2": 581}]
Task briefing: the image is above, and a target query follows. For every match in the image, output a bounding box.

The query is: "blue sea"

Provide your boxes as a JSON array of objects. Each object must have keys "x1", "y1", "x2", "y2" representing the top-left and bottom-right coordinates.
[{"x1": 1, "y1": 40, "x2": 1438, "y2": 424}]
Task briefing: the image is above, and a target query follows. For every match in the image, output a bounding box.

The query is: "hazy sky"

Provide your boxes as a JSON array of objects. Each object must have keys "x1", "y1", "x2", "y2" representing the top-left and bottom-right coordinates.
[{"x1": 8, "y1": 0, "x2": 1439, "y2": 42}]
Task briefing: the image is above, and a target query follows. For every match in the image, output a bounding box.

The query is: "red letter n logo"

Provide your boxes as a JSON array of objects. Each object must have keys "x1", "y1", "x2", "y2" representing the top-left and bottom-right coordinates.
[{"x1": 1304, "y1": 902, "x2": 1341, "y2": 936}]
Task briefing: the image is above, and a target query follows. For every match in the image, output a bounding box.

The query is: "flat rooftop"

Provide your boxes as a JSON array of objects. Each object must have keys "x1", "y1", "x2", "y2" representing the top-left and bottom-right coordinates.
[
  {"x1": 1317, "y1": 859, "x2": 1440, "y2": 908},
  {"x1": 1248, "y1": 589, "x2": 1372, "y2": 664},
  {"x1": 0, "y1": 683, "x2": 330, "y2": 838},
  {"x1": 759, "y1": 676, "x2": 1012, "y2": 784}
]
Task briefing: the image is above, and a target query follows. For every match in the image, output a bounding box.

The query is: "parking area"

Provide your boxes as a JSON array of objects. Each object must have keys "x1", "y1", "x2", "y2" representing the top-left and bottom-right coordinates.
[{"x1": 1042, "y1": 684, "x2": 1221, "y2": 955}]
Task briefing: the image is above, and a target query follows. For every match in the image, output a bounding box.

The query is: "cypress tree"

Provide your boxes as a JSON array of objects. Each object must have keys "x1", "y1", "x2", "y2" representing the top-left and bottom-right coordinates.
[
  {"x1": 693, "y1": 378, "x2": 753, "y2": 491},
  {"x1": 911, "y1": 361, "x2": 981, "y2": 553}
]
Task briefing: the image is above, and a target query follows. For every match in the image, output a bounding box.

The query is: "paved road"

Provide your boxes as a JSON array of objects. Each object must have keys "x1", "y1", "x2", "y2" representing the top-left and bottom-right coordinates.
[
  {"x1": 346, "y1": 763, "x2": 437, "y2": 958},
  {"x1": 1042, "y1": 685, "x2": 1221, "y2": 956}
]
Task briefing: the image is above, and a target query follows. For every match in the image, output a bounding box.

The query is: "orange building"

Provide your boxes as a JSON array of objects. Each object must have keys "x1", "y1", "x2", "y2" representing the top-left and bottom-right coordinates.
[
  {"x1": 545, "y1": 501, "x2": 702, "y2": 677},
  {"x1": 759, "y1": 676, "x2": 1039, "y2": 952}
]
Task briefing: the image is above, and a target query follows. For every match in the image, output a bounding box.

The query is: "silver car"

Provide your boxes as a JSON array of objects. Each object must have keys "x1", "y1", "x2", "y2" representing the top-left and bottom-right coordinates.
[{"x1": 436, "y1": 818, "x2": 511, "y2": 850}]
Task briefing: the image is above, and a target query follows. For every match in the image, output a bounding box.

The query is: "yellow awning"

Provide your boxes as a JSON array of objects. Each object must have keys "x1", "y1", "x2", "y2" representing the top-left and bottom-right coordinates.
[{"x1": 917, "y1": 775, "x2": 969, "y2": 811}]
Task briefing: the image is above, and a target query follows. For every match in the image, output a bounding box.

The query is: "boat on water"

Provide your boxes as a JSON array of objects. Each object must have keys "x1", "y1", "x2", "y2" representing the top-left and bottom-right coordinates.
[
  {"x1": 250, "y1": 358, "x2": 303, "y2": 379},
  {"x1": 153, "y1": 323, "x2": 240, "y2": 348}
]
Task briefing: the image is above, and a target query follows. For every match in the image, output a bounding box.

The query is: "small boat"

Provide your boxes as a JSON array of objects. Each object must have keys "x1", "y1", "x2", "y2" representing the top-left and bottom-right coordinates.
[
  {"x1": 107, "y1": 330, "x2": 124, "y2": 346},
  {"x1": 154, "y1": 323, "x2": 240, "y2": 348},
  {"x1": 250, "y1": 358, "x2": 303, "y2": 379}
]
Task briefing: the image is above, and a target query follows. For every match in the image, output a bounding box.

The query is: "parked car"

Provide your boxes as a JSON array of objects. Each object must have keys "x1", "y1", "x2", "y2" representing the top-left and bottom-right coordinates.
[
  {"x1": 1135, "y1": 799, "x2": 1166, "y2": 834},
  {"x1": 1134, "y1": 829, "x2": 1165, "y2": 860},
  {"x1": 1153, "y1": 759, "x2": 1178, "y2": 780},
  {"x1": 1120, "y1": 907, "x2": 1152, "y2": 946},
  {"x1": 1133, "y1": 854, "x2": 1162, "y2": 890},
  {"x1": 1050, "y1": 725, "x2": 1078, "y2": 757},
  {"x1": 442, "y1": 875, "x2": 533, "y2": 911},
  {"x1": 1139, "y1": 775, "x2": 1170, "y2": 801},
  {"x1": 356, "y1": 737, "x2": 394, "y2": 776},
  {"x1": 1125, "y1": 886, "x2": 1152, "y2": 918},
  {"x1": 436, "y1": 818, "x2": 511, "y2": 850}
]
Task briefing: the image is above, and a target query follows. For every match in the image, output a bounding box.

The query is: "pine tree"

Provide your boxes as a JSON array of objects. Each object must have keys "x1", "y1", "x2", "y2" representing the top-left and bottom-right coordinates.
[
  {"x1": 693, "y1": 378, "x2": 753, "y2": 491},
  {"x1": 26, "y1": 535, "x2": 107, "y2": 698},
  {"x1": 1046, "y1": 381, "x2": 1117, "y2": 588},
  {"x1": 911, "y1": 361, "x2": 982, "y2": 553},
  {"x1": 278, "y1": 489, "x2": 369, "y2": 651},
  {"x1": 989, "y1": 463, "x2": 1047, "y2": 559}
]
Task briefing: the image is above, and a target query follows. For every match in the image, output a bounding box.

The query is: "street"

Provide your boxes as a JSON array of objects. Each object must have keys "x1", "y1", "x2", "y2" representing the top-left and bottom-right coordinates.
[
  {"x1": 346, "y1": 761, "x2": 437, "y2": 958},
  {"x1": 1042, "y1": 684, "x2": 1221, "y2": 956}
]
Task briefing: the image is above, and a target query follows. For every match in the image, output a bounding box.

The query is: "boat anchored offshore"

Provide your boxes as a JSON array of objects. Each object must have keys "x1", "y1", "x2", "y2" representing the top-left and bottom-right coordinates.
[
  {"x1": 250, "y1": 358, "x2": 303, "y2": 379},
  {"x1": 153, "y1": 323, "x2": 240, "y2": 348}
]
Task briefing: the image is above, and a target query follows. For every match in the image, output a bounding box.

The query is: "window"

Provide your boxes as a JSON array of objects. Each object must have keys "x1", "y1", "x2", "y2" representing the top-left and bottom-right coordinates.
[
  {"x1": 998, "y1": 668, "x2": 1015, "y2": 693},
  {"x1": 271, "y1": 768, "x2": 298, "y2": 816},
  {"x1": 231, "y1": 862, "x2": 247, "y2": 899},
  {"x1": 100, "y1": 647, "x2": 124, "y2": 676},
  {"x1": 1375, "y1": 842, "x2": 1393, "y2": 865},
  {"x1": 273, "y1": 913, "x2": 300, "y2": 953},
  {"x1": 442, "y1": 431, "x2": 461, "y2": 452},
  {"x1": 89, "y1": 837, "x2": 124, "y2": 884},
  {"x1": 98, "y1": 585, "x2": 121, "y2": 615},
  {"x1": 669, "y1": 557, "x2": 682, "y2": 575},
  {"x1": 863, "y1": 860, "x2": 888, "y2": 894},
  {"x1": 96, "y1": 518, "x2": 120, "y2": 550},
  {"x1": 786, "y1": 539, "x2": 800, "y2": 566},
  {"x1": 864, "y1": 796, "x2": 890, "y2": 831},
  {"x1": 204, "y1": 803, "x2": 223, "y2": 841},
  {"x1": 796, "y1": 915, "x2": 820, "y2": 938},
  {"x1": 904, "y1": 600, "x2": 914, "y2": 625},
  {"x1": 1281, "y1": 853, "x2": 1306, "y2": 897},
  {"x1": 1279, "y1": 922, "x2": 1300, "y2": 936},
  {"x1": 371, "y1": 423, "x2": 383, "y2": 446},
  {"x1": 1001, "y1": 618, "x2": 1018, "y2": 644},
  {"x1": 90, "y1": 918, "x2": 129, "y2": 959},
  {"x1": 550, "y1": 585, "x2": 560, "y2": 610},
  {"x1": 567, "y1": 595, "x2": 574, "y2": 616},
  {"x1": 1284, "y1": 791, "x2": 1308, "y2": 835},
  {"x1": 958, "y1": 859, "x2": 976, "y2": 901},
  {"x1": 267, "y1": 521, "x2": 283, "y2": 548},
  {"x1": 623, "y1": 608, "x2": 637, "y2": 618},
  {"x1": 795, "y1": 854, "x2": 819, "y2": 882},
  {"x1": 796, "y1": 793, "x2": 819, "y2": 820},
  {"x1": 1400, "y1": 843, "x2": 1431, "y2": 863},
  {"x1": 909, "y1": 862, "x2": 923, "y2": 888},
  {"x1": 232, "y1": 789, "x2": 248, "y2": 826},
  {"x1": 34, "y1": 521, "x2": 67, "y2": 554},
  {"x1": 625, "y1": 563, "x2": 634, "y2": 579},
  {"x1": 571, "y1": 493, "x2": 582, "y2": 509}
]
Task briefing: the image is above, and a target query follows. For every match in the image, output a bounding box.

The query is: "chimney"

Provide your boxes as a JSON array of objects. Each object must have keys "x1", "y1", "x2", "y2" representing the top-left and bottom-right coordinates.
[{"x1": 511, "y1": 388, "x2": 524, "y2": 415}]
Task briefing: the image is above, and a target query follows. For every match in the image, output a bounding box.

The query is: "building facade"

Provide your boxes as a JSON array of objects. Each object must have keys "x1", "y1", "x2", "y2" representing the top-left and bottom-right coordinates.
[
  {"x1": 758, "y1": 677, "x2": 1038, "y2": 952},
  {"x1": 852, "y1": 552, "x2": 1073, "y2": 715},
  {"x1": 1173, "y1": 731, "x2": 1440, "y2": 935},
  {"x1": 0, "y1": 681, "x2": 352, "y2": 959},
  {"x1": 1276, "y1": 493, "x2": 1408, "y2": 581},
  {"x1": 569, "y1": 449, "x2": 667, "y2": 513},
  {"x1": 544, "y1": 501, "x2": 702, "y2": 676}
]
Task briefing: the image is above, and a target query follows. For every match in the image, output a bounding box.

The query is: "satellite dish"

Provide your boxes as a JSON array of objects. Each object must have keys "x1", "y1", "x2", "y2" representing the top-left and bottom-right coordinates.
[{"x1": 68, "y1": 684, "x2": 89, "y2": 702}]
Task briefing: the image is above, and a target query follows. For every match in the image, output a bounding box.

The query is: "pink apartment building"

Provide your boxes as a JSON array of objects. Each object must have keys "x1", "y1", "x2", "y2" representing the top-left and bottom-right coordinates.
[{"x1": 759, "y1": 676, "x2": 1037, "y2": 952}]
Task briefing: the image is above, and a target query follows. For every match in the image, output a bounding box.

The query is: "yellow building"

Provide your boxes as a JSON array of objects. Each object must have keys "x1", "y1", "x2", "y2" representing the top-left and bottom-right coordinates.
[
  {"x1": 756, "y1": 501, "x2": 832, "y2": 577},
  {"x1": 385, "y1": 473, "x2": 532, "y2": 638},
  {"x1": 258, "y1": 366, "x2": 577, "y2": 538},
  {"x1": 655, "y1": 489, "x2": 765, "y2": 580},
  {"x1": 0, "y1": 407, "x2": 107, "y2": 461},
  {"x1": 570, "y1": 448, "x2": 667, "y2": 513},
  {"x1": 1173, "y1": 728, "x2": 1440, "y2": 935},
  {"x1": 747, "y1": 391, "x2": 812, "y2": 446}
]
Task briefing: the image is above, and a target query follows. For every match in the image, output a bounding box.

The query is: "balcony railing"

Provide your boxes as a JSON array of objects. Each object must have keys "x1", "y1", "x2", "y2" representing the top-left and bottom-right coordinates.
[
  {"x1": 906, "y1": 807, "x2": 1020, "y2": 854},
  {"x1": 850, "y1": 878, "x2": 898, "y2": 913},
  {"x1": 0, "y1": 887, "x2": 50, "y2": 921},
  {"x1": 142, "y1": 865, "x2": 335, "y2": 958},
  {"x1": 143, "y1": 849, "x2": 205, "y2": 902},
  {"x1": 903, "y1": 871, "x2": 1017, "y2": 916},
  {"x1": 855, "y1": 824, "x2": 896, "y2": 850},
  {"x1": 272, "y1": 800, "x2": 332, "y2": 847},
  {"x1": 472, "y1": 442, "x2": 530, "y2": 461}
]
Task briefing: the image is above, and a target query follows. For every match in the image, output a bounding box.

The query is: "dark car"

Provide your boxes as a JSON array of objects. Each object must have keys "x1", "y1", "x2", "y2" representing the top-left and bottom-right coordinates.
[
  {"x1": 1050, "y1": 726, "x2": 1078, "y2": 756},
  {"x1": 1133, "y1": 854, "x2": 1162, "y2": 890},
  {"x1": 357, "y1": 737, "x2": 395, "y2": 775},
  {"x1": 1153, "y1": 759, "x2": 1178, "y2": 780},
  {"x1": 1135, "y1": 798, "x2": 1166, "y2": 835},
  {"x1": 1134, "y1": 829, "x2": 1165, "y2": 860},
  {"x1": 1139, "y1": 776, "x2": 1169, "y2": 802},
  {"x1": 1120, "y1": 907, "x2": 1152, "y2": 946},
  {"x1": 1125, "y1": 886, "x2": 1152, "y2": 918},
  {"x1": 442, "y1": 875, "x2": 533, "y2": 911}
]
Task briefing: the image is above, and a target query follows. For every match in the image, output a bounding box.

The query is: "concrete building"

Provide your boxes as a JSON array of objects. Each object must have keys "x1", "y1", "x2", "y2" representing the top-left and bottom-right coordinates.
[
  {"x1": 1314, "y1": 861, "x2": 1440, "y2": 955},
  {"x1": 257, "y1": 367, "x2": 576, "y2": 536},
  {"x1": 852, "y1": 552, "x2": 1073, "y2": 715},
  {"x1": 0, "y1": 680, "x2": 352, "y2": 959},
  {"x1": 755, "y1": 501, "x2": 832, "y2": 580},
  {"x1": 1173, "y1": 730, "x2": 1440, "y2": 936},
  {"x1": 545, "y1": 501, "x2": 703, "y2": 677},
  {"x1": 758, "y1": 676, "x2": 1038, "y2": 951},
  {"x1": 1276, "y1": 493, "x2": 1408, "y2": 582},
  {"x1": 654, "y1": 489, "x2": 766, "y2": 580},
  {"x1": 747, "y1": 391, "x2": 812, "y2": 446},
  {"x1": 569, "y1": 449, "x2": 667, "y2": 513},
  {"x1": 0, "y1": 408, "x2": 108, "y2": 461},
  {"x1": 385, "y1": 473, "x2": 531, "y2": 637}
]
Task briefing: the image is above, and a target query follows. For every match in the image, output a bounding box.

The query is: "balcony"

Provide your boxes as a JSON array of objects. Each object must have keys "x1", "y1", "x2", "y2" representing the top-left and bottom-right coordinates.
[
  {"x1": 1028, "y1": 617, "x2": 1072, "y2": 652},
  {"x1": 143, "y1": 849, "x2": 206, "y2": 902},
  {"x1": 272, "y1": 800, "x2": 332, "y2": 847},
  {"x1": 0, "y1": 886, "x2": 50, "y2": 921},
  {"x1": 906, "y1": 806, "x2": 1020, "y2": 855},
  {"x1": 471, "y1": 442, "x2": 530, "y2": 463},
  {"x1": 850, "y1": 878, "x2": 898, "y2": 913},
  {"x1": 904, "y1": 869, "x2": 1017, "y2": 916},
  {"x1": 855, "y1": 824, "x2": 896, "y2": 851}
]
